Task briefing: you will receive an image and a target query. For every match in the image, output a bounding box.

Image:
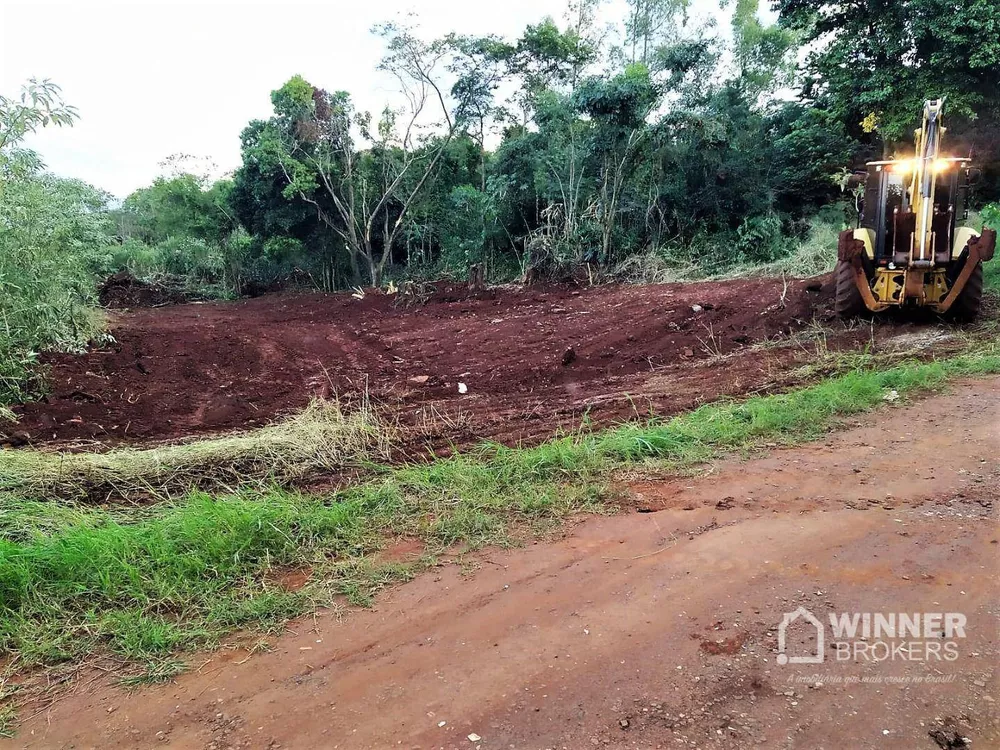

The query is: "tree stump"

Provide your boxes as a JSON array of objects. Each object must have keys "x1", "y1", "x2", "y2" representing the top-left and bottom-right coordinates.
[{"x1": 468, "y1": 263, "x2": 485, "y2": 291}]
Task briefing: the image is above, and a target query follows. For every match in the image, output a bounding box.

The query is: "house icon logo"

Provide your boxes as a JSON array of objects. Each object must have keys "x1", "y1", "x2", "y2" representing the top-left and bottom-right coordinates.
[{"x1": 777, "y1": 606, "x2": 824, "y2": 665}]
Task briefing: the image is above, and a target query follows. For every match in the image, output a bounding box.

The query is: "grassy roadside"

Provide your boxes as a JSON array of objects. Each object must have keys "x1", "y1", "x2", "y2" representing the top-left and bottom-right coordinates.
[{"x1": 1, "y1": 347, "x2": 999, "y2": 710}]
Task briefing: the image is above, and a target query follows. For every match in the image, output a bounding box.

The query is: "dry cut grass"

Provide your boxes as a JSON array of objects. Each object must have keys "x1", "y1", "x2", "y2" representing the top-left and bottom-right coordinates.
[{"x1": 0, "y1": 399, "x2": 389, "y2": 502}]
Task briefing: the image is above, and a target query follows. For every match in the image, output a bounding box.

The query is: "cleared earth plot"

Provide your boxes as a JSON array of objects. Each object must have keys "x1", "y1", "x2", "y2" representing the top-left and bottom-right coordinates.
[{"x1": 7, "y1": 275, "x2": 896, "y2": 450}]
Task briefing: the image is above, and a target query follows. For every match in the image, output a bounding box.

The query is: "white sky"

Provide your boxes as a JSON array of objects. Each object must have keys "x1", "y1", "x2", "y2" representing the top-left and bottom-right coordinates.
[{"x1": 0, "y1": 0, "x2": 737, "y2": 198}]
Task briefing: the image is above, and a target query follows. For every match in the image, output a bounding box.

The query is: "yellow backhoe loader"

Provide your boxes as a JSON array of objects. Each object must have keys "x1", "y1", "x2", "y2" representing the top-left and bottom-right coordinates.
[{"x1": 836, "y1": 99, "x2": 996, "y2": 319}]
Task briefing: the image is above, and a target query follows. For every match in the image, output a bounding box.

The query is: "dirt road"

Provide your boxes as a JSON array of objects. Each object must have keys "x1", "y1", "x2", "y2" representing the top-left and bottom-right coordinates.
[{"x1": 11, "y1": 379, "x2": 999, "y2": 749}]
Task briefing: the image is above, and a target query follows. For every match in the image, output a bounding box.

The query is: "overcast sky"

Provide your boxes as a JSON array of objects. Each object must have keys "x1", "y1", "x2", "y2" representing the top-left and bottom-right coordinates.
[{"x1": 1, "y1": 0, "x2": 734, "y2": 198}]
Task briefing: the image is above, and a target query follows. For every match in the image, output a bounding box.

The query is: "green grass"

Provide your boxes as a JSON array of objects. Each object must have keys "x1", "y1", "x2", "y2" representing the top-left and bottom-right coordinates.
[
  {"x1": 984, "y1": 256, "x2": 1000, "y2": 296},
  {"x1": 3, "y1": 346, "x2": 1000, "y2": 686},
  {"x1": 0, "y1": 470, "x2": 604, "y2": 674},
  {"x1": 978, "y1": 203, "x2": 999, "y2": 296},
  {"x1": 119, "y1": 659, "x2": 186, "y2": 688}
]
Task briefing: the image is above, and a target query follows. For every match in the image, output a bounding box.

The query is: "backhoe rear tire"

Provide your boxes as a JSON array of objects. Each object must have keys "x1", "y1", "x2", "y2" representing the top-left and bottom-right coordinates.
[
  {"x1": 834, "y1": 260, "x2": 866, "y2": 318},
  {"x1": 947, "y1": 259, "x2": 983, "y2": 322}
]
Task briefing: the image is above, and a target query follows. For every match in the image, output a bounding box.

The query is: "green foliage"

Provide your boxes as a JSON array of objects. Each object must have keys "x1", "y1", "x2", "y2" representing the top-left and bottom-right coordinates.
[
  {"x1": 240, "y1": 22, "x2": 481, "y2": 288},
  {"x1": 985, "y1": 258, "x2": 1000, "y2": 297},
  {"x1": 624, "y1": 0, "x2": 689, "y2": 65},
  {"x1": 735, "y1": 213, "x2": 784, "y2": 263},
  {"x1": 228, "y1": 116, "x2": 335, "y2": 291},
  {"x1": 983, "y1": 204, "x2": 1000, "y2": 295},
  {"x1": 647, "y1": 87, "x2": 795, "y2": 255},
  {"x1": 438, "y1": 185, "x2": 492, "y2": 269},
  {"x1": 121, "y1": 174, "x2": 234, "y2": 246},
  {"x1": 731, "y1": 0, "x2": 797, "y2": 96},
  {"x1": 752, "y1": 204, "x2": 846, "y2": 277},
  {"x1": 0, "y1": 79, "x2": 77, "y2": 157},
  {"x1": 0, "y1": 82, "x2": 111, "y2": 409},
  {"x1": 100, "y1": 172, "x2": 241, "y2": 296},
  {"x1": 575, "y1": 64, "x2": 660, "y2": 140},
  {"x1": 215, "y1": 3, "x2": 845, "y2": 283},
  {"x1": 776, "y1": 0, "x2": 1000, "y2": 146},
  {"x1": 0, "y1": 83, "x2": 244, "y2": 410},
  {"x1": 983, "y1": 203, "x2": 1000, "y2": 231},
  {"x1": 513, "y1": 16, "x2": 596, "y2": 88},
  {"x1": 767, "y1": 104, "x2": 854, "y2": 212}
]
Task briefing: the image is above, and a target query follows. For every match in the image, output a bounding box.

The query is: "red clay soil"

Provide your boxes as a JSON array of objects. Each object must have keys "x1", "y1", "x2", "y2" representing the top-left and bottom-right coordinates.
[{"x1": 9, "y1": 276, "x2": 839, "y2": 450}]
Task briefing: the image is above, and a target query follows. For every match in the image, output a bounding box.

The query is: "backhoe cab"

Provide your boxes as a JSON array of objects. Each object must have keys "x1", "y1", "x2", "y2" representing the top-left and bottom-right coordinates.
[{"x1": 835, "y1": 99, "x2": 996, "y2": 319}]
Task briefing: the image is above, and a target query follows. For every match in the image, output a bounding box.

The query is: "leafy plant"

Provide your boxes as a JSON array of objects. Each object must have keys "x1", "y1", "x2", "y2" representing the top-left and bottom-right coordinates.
[{"x1": 0, "y1": 82, "x2": 108, "y2": 410}]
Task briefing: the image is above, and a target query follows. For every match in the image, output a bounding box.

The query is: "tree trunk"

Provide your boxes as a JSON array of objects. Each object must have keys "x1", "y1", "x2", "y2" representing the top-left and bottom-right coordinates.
[
  {"x1": 325, "y1": 245, "x2": 337, "y2": 291},
  {"x1": 468, "y1": 263, "x2": 485, "y2": 291},
  {"x1": 343, "y1": 244, "x2": 361, "y2": 286}
]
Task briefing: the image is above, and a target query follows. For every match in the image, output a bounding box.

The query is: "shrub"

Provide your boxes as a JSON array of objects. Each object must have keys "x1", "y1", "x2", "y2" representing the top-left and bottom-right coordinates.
[{"x1": 0, "y1": 173, "x2": 110, "y2": 410}]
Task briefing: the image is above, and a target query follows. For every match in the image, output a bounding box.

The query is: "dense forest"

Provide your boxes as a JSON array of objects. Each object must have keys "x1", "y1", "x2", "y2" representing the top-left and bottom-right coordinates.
[{"x1": 2, "y1": 0, "x2": 1000, "y2": 410}]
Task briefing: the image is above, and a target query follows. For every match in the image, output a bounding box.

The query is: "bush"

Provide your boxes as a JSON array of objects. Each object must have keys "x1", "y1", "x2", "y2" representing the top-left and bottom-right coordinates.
[
  {"x1": 0, "y1": 173, "x2": 110, "y2": 410},
  {"x1": 735, "y1": 213, "x2": 785, "y2": 263},
  {"x1": 983, "y1": 203, "x2": 1000, "y2": 231},
  {"x1": 439, "y1": 185, "x2": 489, "y2": 272},
  {"x1": 153, "y1": 237, "x2": 224, "y2": 281}
]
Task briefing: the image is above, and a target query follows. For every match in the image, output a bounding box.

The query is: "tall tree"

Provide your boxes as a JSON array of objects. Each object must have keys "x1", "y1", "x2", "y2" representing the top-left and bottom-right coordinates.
[
  {"x1": 624, "y1": 0, "x2": 689, "y2": 65},
  {"x1": 448, "y1": 34, "x2": 510, "y2": 192},
  {"x1": 730, "y1": 0, "x2": 796, "y2": 98},
  {"x1": 575, "y1": 63, "x2": 662, "y2": 261},
  {"x1": 776, "y1": 0, "x2": 1000, "y2": 147},
  {"x1": 266, "y1": 25, "x2": 463, "y2": 286}
]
